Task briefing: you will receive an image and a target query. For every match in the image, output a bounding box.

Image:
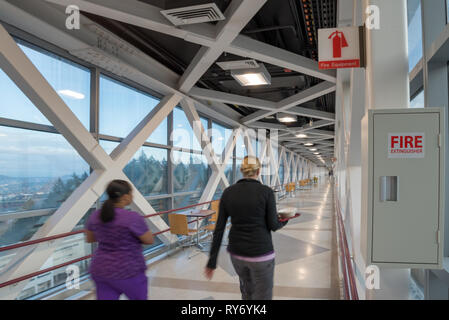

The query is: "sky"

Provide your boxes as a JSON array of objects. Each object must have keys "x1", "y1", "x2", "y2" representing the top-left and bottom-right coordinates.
[
  {"x1": 0, "y1": 42, "x2": 237, "y2": 177},
  {"x1": 407, "y1": 0, "x2": 423, "y2": 72}
]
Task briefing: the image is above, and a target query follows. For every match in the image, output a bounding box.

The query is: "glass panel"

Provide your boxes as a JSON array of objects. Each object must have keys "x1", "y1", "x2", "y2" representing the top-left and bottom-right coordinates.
[
  {"x1": 225, "y1": 161, "x2": 234, "y2": 185},
  {"x1": 236, "y1": 158, "x2": 243, "y2": 181},
  {"x1": 236, "y1": 135, "x2": 246, "y2": 158},
  {"x1": 173, "y1": 192, "x2": 202, "y2": 209},
  {"x1": 173, "y1": 151, "x2": 208, "y2": 193},
  {"x1": 16, "y1": 246, "x2": 92, "y2": 300},
  {"x1": 99, "y1": 140, "x2": 168, "y2": 196},
  {"x1": 211, "y1": 122, "x2": 233, "y2": 157},
  {"x1": 126, "y1": 148, "x2": 168, "y2": 196},
  {"x1": 407, "y1": 0, "x2": 423, "y2": 72},
  {"x1": 0, "y1": 126, "x2": 89, "y2": 215},
  {"x1": 172, "y1": 108, "x2": 208, "y2": 151},
  {"x1": 99, "y1": 75, "x2": 166, "y2": 144},
  {"x1": 144, "y1": 198, "x2": 170, "y2": 252},
  {"x1": 149, "y1": 197, "x2": 170, "y2": 216},
  {"x1": 290, "y1": 158, "x2": 294, "y2": 182},
  {"x1": 279, "y1": 164, "x2": 285, "y2": 186},
  {"x1": 9, "y1": 206, "x2": 95, "y2": 299},
  {"x1": 0, "y1": 42, "x2": 90, "y2": 128},
  {"x1": 410, "y1": 90, "x2": 424, "y2": 108}
]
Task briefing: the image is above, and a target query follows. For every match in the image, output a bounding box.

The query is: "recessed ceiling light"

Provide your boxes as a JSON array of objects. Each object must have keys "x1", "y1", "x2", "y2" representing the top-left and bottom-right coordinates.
[
  {"x1": 58, "y1": 89, "x2": 85, "y2": 100},
  {"x1": 310, "y1": 148, "x2": 318, "y2": 152},
  {"x1": 231, "y1": 63, "x2": 271, "y2": 86},
  {"x1": 304, "y1": 143, "x2": 314, "y2": 146},
  {"x1": 277, "y1": 113, "x2": 296, "y2": 123},
  {"x1": 296, "y1": 133, "x2": 308, "y2": 138},
  {"x1": 314, "y1": 152, "x2": 320, "y2": 155}
]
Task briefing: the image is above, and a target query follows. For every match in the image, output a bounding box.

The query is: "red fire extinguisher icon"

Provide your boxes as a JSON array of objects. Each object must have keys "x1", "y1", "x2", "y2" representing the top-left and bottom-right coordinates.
[{"x1": 328, "y1": 31, "x2": 349, "y2": 58}]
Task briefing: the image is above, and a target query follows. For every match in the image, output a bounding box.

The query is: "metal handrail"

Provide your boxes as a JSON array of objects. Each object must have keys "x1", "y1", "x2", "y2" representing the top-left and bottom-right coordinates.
[
  {"x1": 334, "y1": 193, "x2": 359, "y2": 300},
  {"x1": 0, "y1": 200, "x2": 215, "y2": 289}
]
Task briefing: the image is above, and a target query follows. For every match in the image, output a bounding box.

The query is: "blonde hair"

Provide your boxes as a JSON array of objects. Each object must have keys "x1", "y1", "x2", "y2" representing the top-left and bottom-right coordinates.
[{"x1": 240, "y1": 156, "x2": 261, "y2": 177}]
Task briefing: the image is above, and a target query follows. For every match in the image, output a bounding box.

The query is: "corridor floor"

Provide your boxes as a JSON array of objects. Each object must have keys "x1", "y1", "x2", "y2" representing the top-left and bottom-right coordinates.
[{"x1": 142, "y1": 182, "x2": 340, "y2": 300}]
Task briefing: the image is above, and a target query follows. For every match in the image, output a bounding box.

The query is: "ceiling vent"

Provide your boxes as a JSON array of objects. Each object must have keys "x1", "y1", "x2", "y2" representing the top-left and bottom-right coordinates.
[
  {"x1": 161, "y1": 3, "x2": 225, "y2": 26},
  {"x1": 216, "y1": 59, "x2": 260, "y2": 71}
]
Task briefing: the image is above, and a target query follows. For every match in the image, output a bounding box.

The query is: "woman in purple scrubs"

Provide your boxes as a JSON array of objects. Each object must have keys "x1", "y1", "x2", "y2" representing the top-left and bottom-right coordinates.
[{"x1": 85, "y1": 180, "x2": 154, "y2": 300}]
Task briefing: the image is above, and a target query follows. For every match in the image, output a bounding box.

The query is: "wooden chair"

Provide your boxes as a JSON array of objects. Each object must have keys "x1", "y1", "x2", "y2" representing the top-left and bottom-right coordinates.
[
  {"x1": 203, "y1": 200, "x2": 220, "y2": 232},
  {"x1": 202, "y1": 200, "x2": 230, "y2": 246},
  {"x1": 168, "y1": 213, "x2": 197, "y2": 236}
]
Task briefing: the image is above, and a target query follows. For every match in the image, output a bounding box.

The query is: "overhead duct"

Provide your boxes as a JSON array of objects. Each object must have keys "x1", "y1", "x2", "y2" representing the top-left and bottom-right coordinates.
[{"x1": 160, "y1": 0, "x2": 225, "y2": 26}]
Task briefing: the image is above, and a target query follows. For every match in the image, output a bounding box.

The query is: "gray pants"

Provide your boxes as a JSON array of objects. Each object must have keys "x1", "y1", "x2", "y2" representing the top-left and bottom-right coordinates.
[{"x1": 230, "y1": 255, "x2": 275, "y2": 300}]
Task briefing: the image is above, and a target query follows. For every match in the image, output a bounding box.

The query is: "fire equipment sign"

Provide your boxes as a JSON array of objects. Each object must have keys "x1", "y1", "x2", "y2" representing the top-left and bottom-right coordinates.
[{"x1": 318, "y1": 26, "x2": 362, "y2": 70}]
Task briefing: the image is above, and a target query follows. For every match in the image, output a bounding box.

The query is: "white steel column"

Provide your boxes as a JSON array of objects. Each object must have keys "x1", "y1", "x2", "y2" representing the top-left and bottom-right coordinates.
[{"x1": 362, "y1": 0, "x2": 410, "y2": 300}]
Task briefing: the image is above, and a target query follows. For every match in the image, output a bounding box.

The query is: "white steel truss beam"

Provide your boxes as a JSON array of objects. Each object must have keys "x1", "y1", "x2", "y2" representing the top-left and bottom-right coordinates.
[
  {"x1": 178, "y1": 0, "x2": 266, "y2": 92},
  {"x1": 43, "y1": 0, "x2": 337, "y2": 83},
  {"x1": 198, "y1": 128, "x2": 240, "y2": 205},
  {"x1": 189, "y1": 87, "x2": 276, "y2": 111},
  {"x1": 241, "y1": 81, "x2": 336, "y2": 124},
  {"x1": 278, "y1": 120, "x2": 335, "y2": 137},
  {"x1": 44, "y1": 0, "x2": 218, "y2": 47},
  {"x1": 180, "y1": 98, "x2": 229, "y2": 188}
]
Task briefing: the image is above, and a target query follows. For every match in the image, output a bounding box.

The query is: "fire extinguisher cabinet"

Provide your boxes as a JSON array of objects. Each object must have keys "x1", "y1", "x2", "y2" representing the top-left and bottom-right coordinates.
[{"x1": 361, "y1": 108, "x2": 446, "y2": 269}]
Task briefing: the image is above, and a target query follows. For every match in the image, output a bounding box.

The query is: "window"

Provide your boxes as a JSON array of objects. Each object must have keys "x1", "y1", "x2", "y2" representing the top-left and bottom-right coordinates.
[
  {"x1": 211, "y1": 122, "x2": 232, "y2": 157},
  {"x1": 290, "y1": 157, "x2": 294, "y2": 182},
  {"x1": 0, "y1": 41, "x2": 90, "y2": 128},
  {"x1": 279, "y1": 163, "x2": 285, "y2": 185},
  {"x1": 236, "y1": 135, "x2": 246, "y2": 158},
  {"x1": 0, "y1": 126, "x2": 89, "y2": 216},
  {"x1": 172, "y1": 107, "x2": 208, "y2": 151},
  {"x1": 99, "y1": 75, "x2": 166, "y2": 144},
  {"x1": 174, "y1": 192, "x2": 202, "y2": 209},
  {"x1": 407, "y1": 0, "x2": 423, "y2": 72},
  {"x1": 224, "y1": 162, "x2": 234, "y2": 185},
  {"x1": 100, "y1": 140, "x2": 168, "y2": 196},
  {"x1": 173, "y1": 151, "x2": 208, "y2": 193},
  {"x1": 410, "y1": 90, "x2": 424, "y2": 108},
  {"x1": 236, "y1": 158, "x2": 243, "y2": 181}
]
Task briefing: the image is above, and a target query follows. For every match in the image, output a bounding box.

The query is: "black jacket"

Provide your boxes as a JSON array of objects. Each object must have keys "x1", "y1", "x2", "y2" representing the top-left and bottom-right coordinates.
[{"x1": 206, "y1": 178, "x2": 287, "y2": 269}]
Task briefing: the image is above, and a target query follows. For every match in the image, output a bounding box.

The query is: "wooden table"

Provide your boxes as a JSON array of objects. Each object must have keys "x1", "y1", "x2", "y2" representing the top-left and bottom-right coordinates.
[{"x1": 177, "y1": 209, "x2": 215, "y2": 249}]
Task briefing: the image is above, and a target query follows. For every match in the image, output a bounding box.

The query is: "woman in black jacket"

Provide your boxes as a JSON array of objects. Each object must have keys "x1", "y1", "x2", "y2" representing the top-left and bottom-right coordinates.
[{"x1": 204, "y1": 156, "x2": 288, "y2": 300}]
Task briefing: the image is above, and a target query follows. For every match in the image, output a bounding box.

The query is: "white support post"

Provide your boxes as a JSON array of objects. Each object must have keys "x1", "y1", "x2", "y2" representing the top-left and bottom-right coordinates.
[{"x1": 361, "y1": 0, "x2": 411, "y2": 300}]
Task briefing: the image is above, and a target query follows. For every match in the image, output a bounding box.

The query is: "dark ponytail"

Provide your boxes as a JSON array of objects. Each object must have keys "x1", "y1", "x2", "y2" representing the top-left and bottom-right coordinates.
[{"x1": 100, "y1": 180, "x2": 132, "y2": 223}]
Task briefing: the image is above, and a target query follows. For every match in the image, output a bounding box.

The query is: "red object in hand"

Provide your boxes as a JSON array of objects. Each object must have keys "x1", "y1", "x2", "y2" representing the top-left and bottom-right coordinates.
[
  {"x1": 328, "y1": 31, "x2": 349, "y2": 58},
  {"x1": 279, "y1": 213, "x2": 301, "y2": 222}
]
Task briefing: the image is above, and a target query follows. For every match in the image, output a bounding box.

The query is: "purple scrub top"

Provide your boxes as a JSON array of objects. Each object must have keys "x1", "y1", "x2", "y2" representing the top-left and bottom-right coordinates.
[{"x1": 86, "y1": 208, "x2": 149, "y2": 279}]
